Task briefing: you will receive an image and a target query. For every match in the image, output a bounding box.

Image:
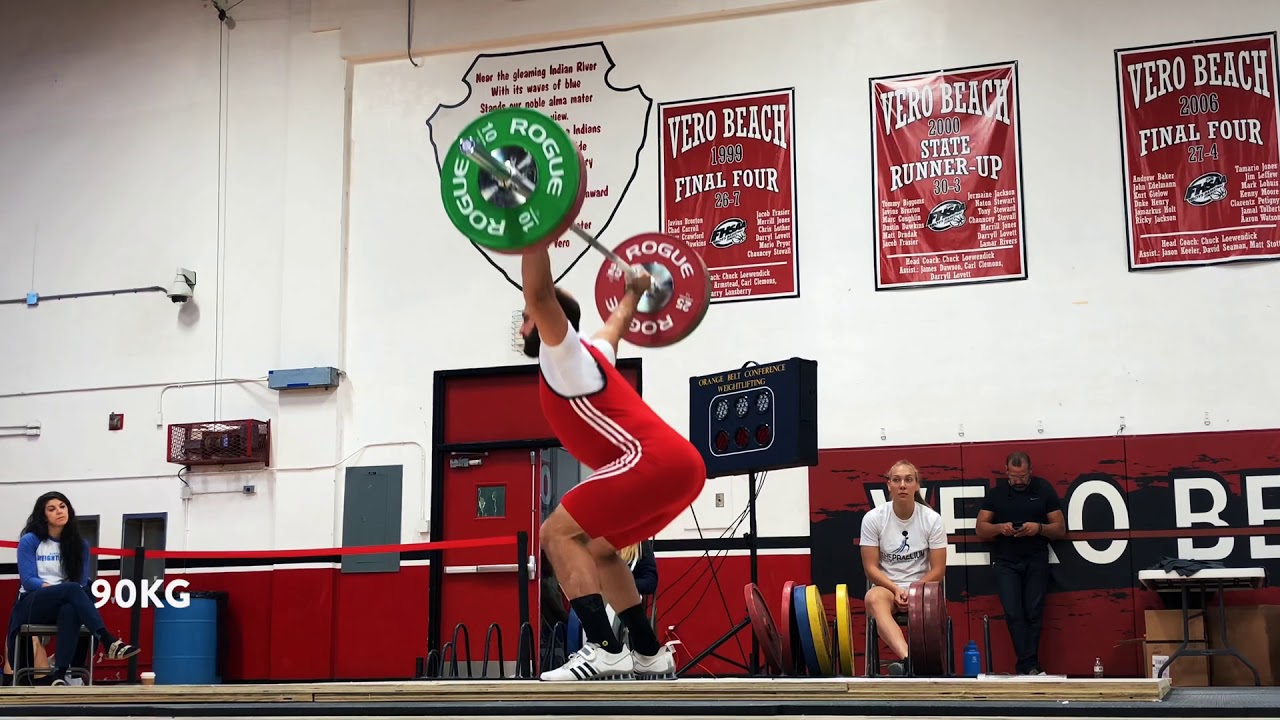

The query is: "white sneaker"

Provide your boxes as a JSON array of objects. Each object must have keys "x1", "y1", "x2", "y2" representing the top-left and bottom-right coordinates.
[
  {"x1": 632, "y1": 644, "x2": 677, "y2": 680},
  {"x1": 539, "y1": 642, "x2": 634, "y2": 681}
]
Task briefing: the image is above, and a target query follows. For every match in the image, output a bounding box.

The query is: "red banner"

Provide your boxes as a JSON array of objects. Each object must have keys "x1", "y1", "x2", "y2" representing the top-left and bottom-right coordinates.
[
  {"x1": 1117, "y1": 33, "x2": 1280, "y2": 269},
  {"x1": 659, "y1": 88, "x2": 798, "y2": 303},
  {"x1": 870, "y1": 62, "x2": 1027, "y2": 289}
]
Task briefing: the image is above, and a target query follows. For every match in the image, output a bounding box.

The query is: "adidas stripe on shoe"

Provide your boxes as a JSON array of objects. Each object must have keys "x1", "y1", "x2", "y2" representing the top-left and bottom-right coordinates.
[{"x1": 539, "y1": 642, "x2": 634, "y2": 682}]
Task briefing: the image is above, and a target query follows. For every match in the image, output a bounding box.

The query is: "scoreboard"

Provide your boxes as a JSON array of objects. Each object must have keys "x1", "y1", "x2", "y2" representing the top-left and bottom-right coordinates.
[{"x1": 688, "y1": 357, "x2": 818, "y2": 478}]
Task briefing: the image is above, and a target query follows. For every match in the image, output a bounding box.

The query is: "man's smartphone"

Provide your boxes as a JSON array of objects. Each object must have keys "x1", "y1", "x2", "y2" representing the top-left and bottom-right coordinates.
[{"x1": 1013, "y1": 522, "x2": 1025, "y2": 530}]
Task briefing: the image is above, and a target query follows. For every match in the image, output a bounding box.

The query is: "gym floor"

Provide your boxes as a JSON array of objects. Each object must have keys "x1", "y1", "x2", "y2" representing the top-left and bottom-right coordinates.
[{"x1": 3, "y1": 686, "x2": 1278, "y2": 719}]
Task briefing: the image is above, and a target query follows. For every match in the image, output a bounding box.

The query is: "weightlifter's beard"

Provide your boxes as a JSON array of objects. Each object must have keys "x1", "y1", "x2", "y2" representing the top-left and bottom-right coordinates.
[{"x1": 521, "y1": 327, "x2": 541, "y2": 358}]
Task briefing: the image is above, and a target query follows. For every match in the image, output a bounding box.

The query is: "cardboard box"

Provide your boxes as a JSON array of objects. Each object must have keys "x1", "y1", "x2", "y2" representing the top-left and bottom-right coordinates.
[
  {"x1": 1205, "y1": 605, "x2": 1280, "y2": 687},
  {"x1": 1143, "y1": 609, "x2": 1209, "y2": 686}
]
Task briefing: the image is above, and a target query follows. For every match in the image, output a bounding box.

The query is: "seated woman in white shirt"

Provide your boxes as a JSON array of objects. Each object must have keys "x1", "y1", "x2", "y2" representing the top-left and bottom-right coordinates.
[
  {"x1": 6, "y1": 492, "x2": 141, "y2": 686},
  {"x1": 859, "y1": 460, "x2": 948, "y2": 675}
]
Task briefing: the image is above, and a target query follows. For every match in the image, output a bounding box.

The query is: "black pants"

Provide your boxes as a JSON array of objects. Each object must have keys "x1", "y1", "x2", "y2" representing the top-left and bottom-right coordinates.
[
  {"x1": 994, "y1": 552, "x2": 1049, "y2": 674},
  {"x1": 7, "y1": 583, "x2": 106, "y2": 676}
]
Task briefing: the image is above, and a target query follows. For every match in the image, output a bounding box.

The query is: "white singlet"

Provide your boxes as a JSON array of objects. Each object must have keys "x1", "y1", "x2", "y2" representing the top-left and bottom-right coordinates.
[
  {"x1": 860, "y1": 501, "x2": 947, "y2": 586},
  {"x1": 539, "y1": 325, "x2": 617, "y2": 397}
]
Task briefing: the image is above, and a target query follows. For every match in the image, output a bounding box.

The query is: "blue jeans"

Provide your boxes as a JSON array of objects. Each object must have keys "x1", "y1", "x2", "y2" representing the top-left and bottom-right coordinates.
[
  {"x1": 7, "y1": 583, "x2": 107, "y2": 675},
  {"x1": 994, "y1": 552, "x2": 1050, "y2": 674}
]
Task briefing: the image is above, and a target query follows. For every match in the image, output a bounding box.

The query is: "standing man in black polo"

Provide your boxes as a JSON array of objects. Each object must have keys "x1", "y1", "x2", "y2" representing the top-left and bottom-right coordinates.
[{"x1": 976, "y1": 451, "x2": 1066, "y2": 675}]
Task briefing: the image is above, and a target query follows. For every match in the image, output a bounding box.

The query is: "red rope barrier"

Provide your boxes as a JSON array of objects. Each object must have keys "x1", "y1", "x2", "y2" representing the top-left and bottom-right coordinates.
[{"x1": 0, "y1": 534, "x2": 517, "y2": 560}]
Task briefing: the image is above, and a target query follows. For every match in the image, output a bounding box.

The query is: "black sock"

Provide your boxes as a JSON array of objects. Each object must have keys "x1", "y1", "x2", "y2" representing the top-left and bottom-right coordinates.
[
  {"x1": 619, "y1": 603, "x2": 660, "y2": 655},
  {"x1": 569, "y1": 594, "x2": 620, "y2": 652},
  {"x1": 51, "y1": 666, "x2": 67, "y2": 682},
  {"x1": 96, "y1": 629, "x2": 116, "y2": 647}
]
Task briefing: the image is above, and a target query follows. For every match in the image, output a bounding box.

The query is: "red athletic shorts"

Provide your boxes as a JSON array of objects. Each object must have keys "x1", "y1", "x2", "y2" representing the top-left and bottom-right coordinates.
[{"x1": 558, "y1": 435, "x2": 706, "y2": 549}]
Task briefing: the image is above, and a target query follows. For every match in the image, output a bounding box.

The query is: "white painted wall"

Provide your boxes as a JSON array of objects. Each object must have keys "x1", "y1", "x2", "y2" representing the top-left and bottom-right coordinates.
[
  {"x1": 2, "y1": 0, "x2": 1278, "y2": 558},
  {"x1": 0, "y1": 0, "x2": 348, "y2": 556},
  {"x1": 345, "y1": 0, "x2": 1280, "y2": 537}
]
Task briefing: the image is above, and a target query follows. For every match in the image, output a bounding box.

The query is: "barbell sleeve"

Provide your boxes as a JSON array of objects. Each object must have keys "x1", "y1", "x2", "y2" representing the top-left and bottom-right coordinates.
[{"x1": 458, "y1": 139, "x2": 636, "y2": 279}]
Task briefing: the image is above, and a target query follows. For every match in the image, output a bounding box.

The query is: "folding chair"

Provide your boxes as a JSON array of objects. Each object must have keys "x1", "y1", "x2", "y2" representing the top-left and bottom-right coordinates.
[{"x1": 10, "y1": 624, "x2": 96, "y2": 686}]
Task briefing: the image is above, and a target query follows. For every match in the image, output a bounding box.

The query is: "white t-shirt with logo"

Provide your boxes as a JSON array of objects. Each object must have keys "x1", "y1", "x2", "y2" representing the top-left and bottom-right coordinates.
[
  {"x1": 860, "y1": 501, "x2": 947, "y2": 585},
  {"x1": 34, "y1": 537, "x2": 67, "y2": 586},
  {"x1": 18, "y1": 535, "x2": 72, "y2": 595}
]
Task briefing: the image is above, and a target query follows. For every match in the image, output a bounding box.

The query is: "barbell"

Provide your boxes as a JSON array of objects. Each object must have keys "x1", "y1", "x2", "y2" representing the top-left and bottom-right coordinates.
[{"x1": 440, "y1": 107, "x2": 711, "y2": 348}]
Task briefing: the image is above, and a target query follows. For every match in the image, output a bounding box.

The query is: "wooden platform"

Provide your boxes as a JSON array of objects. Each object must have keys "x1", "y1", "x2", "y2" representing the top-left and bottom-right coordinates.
[{"x1": 0, "y1": 676, "x2": 1171, "y2": 706}]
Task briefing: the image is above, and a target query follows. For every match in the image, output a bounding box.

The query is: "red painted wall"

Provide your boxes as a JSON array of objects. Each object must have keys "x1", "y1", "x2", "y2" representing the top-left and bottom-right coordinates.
[
  {"x1": 7, "y1": 377, "x2": 1275, "y2": 683},
  {"x1": 0, "y1": 564, "x2": 431, "y2": 682},
  {"x1": 2, "y1": 555, "x2": 788, "y2": 682},
  {"x1": 8, "y1": 506, "x2": 1271, "y2": 685}
]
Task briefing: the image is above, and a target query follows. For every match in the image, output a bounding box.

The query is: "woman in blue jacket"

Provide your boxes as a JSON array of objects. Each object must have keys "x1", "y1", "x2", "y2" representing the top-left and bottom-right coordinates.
[{"x1": 7, "y1": 491, "x2": 141, "y2": 685}]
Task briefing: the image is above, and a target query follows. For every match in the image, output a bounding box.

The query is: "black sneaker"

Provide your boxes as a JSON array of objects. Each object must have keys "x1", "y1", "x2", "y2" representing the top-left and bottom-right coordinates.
[
  {"x1": 105, "y1": 639, "x2": 142, "y2": 660},
  {"x1": 886, "y1": 661, "x2": 907, "y2": 676}
]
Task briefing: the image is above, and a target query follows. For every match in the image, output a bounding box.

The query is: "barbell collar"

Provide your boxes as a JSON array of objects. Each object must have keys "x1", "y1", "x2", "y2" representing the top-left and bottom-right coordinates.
[{"x1": 457, "y1": 139, "x2": 637, "y2": 281}]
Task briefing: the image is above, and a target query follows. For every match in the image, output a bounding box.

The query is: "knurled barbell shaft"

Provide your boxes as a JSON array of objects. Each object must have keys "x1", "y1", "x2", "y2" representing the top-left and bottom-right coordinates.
[{"x1": 459, "y1": 139, "x2": 635, "y2": 278}]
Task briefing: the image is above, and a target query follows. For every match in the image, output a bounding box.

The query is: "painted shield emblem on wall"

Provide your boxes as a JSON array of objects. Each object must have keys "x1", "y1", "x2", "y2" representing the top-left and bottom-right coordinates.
[{"x1": 427, "y1": 42, "x2": 652, "y2": 286}]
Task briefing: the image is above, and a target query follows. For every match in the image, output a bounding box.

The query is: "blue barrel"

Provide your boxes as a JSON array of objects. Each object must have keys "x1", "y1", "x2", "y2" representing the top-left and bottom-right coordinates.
[{"x1": 152, "y1": 590, "x2": 224, "y2": 685}]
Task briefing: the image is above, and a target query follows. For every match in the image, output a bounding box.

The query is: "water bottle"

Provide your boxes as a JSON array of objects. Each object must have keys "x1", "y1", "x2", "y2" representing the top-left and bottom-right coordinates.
[
  {"x1": 1093, "y1": 657, "x2": 1104, "y2": 678},
  {"x1": 963, "y1": 640, "x2": 981, "y2": 677}
]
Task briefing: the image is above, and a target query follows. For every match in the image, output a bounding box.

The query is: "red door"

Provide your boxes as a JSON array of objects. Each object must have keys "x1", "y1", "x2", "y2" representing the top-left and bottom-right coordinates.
[{"x1": 439, "y1": 449, "x2": 539, "y2": 678}]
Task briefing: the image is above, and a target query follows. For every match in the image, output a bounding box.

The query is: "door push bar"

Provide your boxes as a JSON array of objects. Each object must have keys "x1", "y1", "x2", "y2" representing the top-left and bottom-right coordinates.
[{"x1": 444, "y1": 556, "x2": 536, "y2": 575}]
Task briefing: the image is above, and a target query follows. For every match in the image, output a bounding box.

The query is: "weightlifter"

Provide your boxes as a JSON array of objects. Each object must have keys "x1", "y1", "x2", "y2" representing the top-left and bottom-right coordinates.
[
  {"x1": 518, "y1": 242, "x2": 707, "y2": 682},
  {"x1": 860, "y1": 460, "x2": 948, "y2": 676}
]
